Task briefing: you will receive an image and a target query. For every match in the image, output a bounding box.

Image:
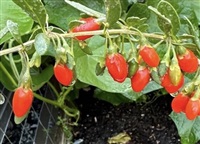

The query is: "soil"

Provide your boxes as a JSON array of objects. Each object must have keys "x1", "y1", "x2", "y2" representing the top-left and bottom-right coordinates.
[{"x1": 73, "y1": 88, "x2": 181, "y2": 144}]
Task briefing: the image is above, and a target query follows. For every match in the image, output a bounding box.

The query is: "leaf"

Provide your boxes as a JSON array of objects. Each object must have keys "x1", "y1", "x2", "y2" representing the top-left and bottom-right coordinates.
[
  {"x1": 94, "y1": 89, "x2": 133, "y2": 106},
  {"x1": 126, "y1": 3, "x2": 150, "y2": 19},
  {"x1": 0, "y1": 0, "x2": 33, "y2": 44},
  {"x1": 44, "y1": 0, "x2": 81, "y2": 31},
  {"x1": 64, "y1": 0, "x2": 105, "y2": 18},
  {"x1": 157, "y1": 0, "x2": 180, "y2": 35},
  {"x1": 31, "y1": 65, "x2": 54, "y2": 91},
  {"x1": 6, "y1": 20, "x2": 22, "y2": 44},
  {"x1": 170, "y1": 112, "x2": 200, "y2": 144},
  {"x1": 104, "y1": 0, "x2": 122, "y2": 27},
  {"x1": 126, "y1": 17, "x2": 148, "y2": 32},
  {"x1": 34, "y1": 33, "x2": 56, "y2": 57},
  {"x1": 0, "y1": 60, "x2": 18, "y2": 91},
  {"x1": 148, "y1": 5, "x2": 172, "y2": 35},
  {"x1": 0, "y1": 27, "x2": 9, "y2": 40},
  {"x1": 12, "y1": 0, "x2": 47, "y2": 31}
]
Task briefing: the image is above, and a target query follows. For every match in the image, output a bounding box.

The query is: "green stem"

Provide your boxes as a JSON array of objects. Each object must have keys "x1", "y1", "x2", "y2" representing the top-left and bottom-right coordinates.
[
  {"x1": 34, "y1": 92, "x2": 60, "y2": 107},
  {"x1": 0, "y1": 62, "x2": 18, "y2": 87},
  {"x1": 9, "y1": 53, "x2": 20, "y2": 80},
  {"x1": 47, "y1": 81, "x2": 60, "y2": 98},
  {"x1": 62, "y1": 86, "x2": 73, "y2": 98}
]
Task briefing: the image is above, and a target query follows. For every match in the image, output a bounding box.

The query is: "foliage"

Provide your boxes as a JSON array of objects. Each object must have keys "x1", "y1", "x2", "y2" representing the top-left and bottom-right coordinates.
[{"x1": 0, "y1": 0, "x2": 200, "y2": 143}]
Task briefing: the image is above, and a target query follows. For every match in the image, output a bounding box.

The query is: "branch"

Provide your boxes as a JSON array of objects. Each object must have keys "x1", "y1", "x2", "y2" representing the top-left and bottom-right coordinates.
[{"x1": 0, "y1": 29, "x2": 164, "y2": 56}]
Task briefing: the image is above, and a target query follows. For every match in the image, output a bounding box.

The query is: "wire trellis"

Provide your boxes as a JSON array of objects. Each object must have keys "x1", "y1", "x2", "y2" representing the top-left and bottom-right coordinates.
[{"x1": 0, "y1": 83, "x2": 62, "y2": 144}]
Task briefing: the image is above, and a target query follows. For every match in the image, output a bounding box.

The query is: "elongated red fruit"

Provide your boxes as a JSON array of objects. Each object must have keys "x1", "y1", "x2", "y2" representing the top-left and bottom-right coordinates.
[
  {"x1": 131, "y1": 67, "x2": 150, "y2": 92},
  {"x1": 106, "y1": 53, "x2": 128, "y2": 83},
  {"x1": 177, "y1": 49, "x2": 198, "y2": 73},
  {"x1": 185, "y1": 99, "x2": 200, "y2": 120},
  {"x1": 54, "y1": 64, "x2": 73, "y2": 86},
  {"x1": 71, "y1": 17, "x2": 100, "y2": 41},
  {"x1": 12, "y1": 87, "x2": 33, "y2": 117},
  {"x1": 139, "y1": 45, "x2": 160, "y2": 67},
  {"x1": 171, "y1": 93, "x2": 189, "y2": 113}
]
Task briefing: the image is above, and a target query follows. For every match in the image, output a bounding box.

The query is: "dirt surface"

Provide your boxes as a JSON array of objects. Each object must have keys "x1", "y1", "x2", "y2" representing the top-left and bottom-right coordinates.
[{"x1": 73, "y1": 89, "x2": 181, "y2": 144}]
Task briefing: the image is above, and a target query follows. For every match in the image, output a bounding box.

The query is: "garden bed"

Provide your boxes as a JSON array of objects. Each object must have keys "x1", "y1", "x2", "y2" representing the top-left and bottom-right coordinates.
[{"x1": 73, "y1": 88, "x2": 200, "y2": 144}]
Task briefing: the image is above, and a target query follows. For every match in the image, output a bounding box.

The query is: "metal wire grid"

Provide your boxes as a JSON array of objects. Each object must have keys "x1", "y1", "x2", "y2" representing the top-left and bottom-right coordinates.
[{"x1": 0, "y1": 84, "x2": 60, "y2": 144}]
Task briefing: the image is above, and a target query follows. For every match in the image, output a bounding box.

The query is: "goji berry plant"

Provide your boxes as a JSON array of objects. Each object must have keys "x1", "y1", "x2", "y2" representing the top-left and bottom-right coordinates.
[{"x1": 0, "y1": 0, "x2": 200, "y2": 143}]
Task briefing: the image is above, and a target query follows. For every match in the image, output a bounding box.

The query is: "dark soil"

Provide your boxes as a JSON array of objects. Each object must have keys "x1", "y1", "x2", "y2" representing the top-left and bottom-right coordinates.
[{"x1": 73, "y1": 89, "x2": 181, "y2": 144}]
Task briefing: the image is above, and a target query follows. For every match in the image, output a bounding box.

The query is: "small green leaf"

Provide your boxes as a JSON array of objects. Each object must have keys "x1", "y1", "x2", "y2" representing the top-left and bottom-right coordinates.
[
  {"x1": 31, "y1": 65, "x2": 54, "y2": 91},
  {"x1": 14, "y1": 113, "x2": 28, "y2": 124},
  {"x1": 157, "y1": 0, "x2": 180, "y2": 35},
  {"x1": 12, "y1": 0, "x2": 47, "y2": 31},
  {"x1": 34, "y1": 33, "x2": 56, "y2": 57},
  {"x1": 6, "y1": 20, "x2": 22, "y2": 44},
  {"x1": 126, "y1": 17, "x2": 148, "y2": 31},
  {"x1": 29, "y1": 52, "x2": 41, "y2": 68},
  {"x1": 104, "y1": 0, "x2": 122, "y2": 27},
  {"x1": 170, "y1": 112, "x2": 200, "y2": 144},
  {"x1": 95, "y1": 62, "x2": 105, "y2": 76}
]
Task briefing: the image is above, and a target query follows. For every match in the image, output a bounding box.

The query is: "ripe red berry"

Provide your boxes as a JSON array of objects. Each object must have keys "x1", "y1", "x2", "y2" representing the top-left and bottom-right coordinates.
[
  {"x1": 54, "y1": 64, "x2": 73, "y2": 86},
  {"x1": 106, "y1": 53, "x2": 128, "y2": 83},
  {"x1": 185, "y1": 99, "x2": 200, "y2": 120},
  {"x1": 177, "y1": 49, "x2": 198, "y2": 73},
  {"x1": 131, "y1": 66, "x2": 150, "y2": 92},
  {"x1": 171, "y1": 93, "x2": 189, "y2": 113},
  {"x1": 161, "y1": 70, "x2": 184, "y2": 93},
  {"x1": 139, "y1": 45, "x2": 160, "y2": 67},
  {"x1": 71, "y1": 17, "x2": 100, "y2": 41},
  {"x1": 12, "y1": 87, "x2": 33, "y2": 117}
]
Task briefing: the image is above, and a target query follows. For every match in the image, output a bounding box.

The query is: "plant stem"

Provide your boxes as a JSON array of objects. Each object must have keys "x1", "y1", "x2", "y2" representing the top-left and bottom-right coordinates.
[
  {"x1": 0, "y1": 40, "x2": 35, "y2": 56},
  {"x1": 0, "y1": 29, "x2": 164, "y2": 56},
  {"x1": 33, "y1": 92, "x2": 60, "y2": 107},
  {"x1": 47, "y1": 81, "x2": 60, "y2": 98},
  {"x1": 0, "y1": 62, "x2": 18, "y2": 87}
]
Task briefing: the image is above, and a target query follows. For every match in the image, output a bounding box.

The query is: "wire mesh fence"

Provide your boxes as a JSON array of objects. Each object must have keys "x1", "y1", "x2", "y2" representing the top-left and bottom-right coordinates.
[{"x1": 0, "y1": 83, "x2": 62, "y2": 144}]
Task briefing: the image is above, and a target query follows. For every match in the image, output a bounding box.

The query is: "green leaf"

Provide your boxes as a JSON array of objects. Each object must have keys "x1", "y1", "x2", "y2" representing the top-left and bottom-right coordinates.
[
  {"x1": 94, "y1": 89, "x2": 132, "y2": 106},
  {"x1": 31, "y1": 65, "x2": 54, "y2": 91},
  {"x1": 0, "y1": 0, "x2": 33, "y2": 44},
  {"x1": 0, "y1": 27, "x2": 9, "y2": 40},
  {"x1": 12, "y1": 0, "x2": 47, "y2": 31},
  {"x1": 0, "y1": 58, "x2": 19, "y2": 91},
  {"x1": 64, "y1": 0, "x2": 105, "y2": 18},
  {"x1": 44, "y1": 0, "x2": 81, "y2": 31},
  {"x1": 34, "y1": 33, "x2": 56, "y2": 57},
  {"x1": 126, "y1": 3, "x2": 150, "y2": 19},
  {"x1": 104, "y1": 0, "x2": 122, "y2": 27},
  {"x1": 170, "y1": 112, "x2": 200, "y2": 144},
  {"x1": 126, "y1": 17, "x2": 148, "y2": 32},
  {"x1": 6, "y1": 20, "x2": 22, "y2": 44},
  {"x1": 157, "y1": 0, "x2": 180, "y2": 35}
]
